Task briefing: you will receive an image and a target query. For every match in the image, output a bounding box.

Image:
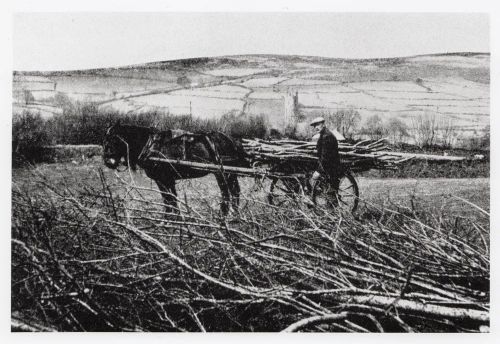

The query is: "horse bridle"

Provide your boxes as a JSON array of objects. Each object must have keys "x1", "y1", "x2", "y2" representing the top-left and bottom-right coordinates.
[{"x1": 105, "y1": 133, "x2": 132, "y2": 172}]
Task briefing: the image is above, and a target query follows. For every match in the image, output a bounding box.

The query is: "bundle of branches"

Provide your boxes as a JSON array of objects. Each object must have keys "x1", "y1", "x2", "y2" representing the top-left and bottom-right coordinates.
[
  {"x1": 12, "y1": 167, "x2": 489, "y2": 332},
  {"x1": 242, "y1": 138, "x2": 412, "y2": 172}
]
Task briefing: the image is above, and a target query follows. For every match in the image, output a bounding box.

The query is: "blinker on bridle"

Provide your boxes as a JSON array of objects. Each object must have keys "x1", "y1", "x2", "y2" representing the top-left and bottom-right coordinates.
[{"x1": 106, "y1": 134, "x2": 132, "y2": 172}]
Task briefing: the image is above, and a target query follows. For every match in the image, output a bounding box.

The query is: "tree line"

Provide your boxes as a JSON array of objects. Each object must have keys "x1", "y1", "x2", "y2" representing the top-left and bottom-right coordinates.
[
  {"x1": 12, "y1": 100, "x2": 268, "y2": 163},
  {"x1": 315, "y1": 108, "x2": 489, "y2": 150},
  {"x1": 12, "y1": 97, "x2": 489, "y2": 164}
]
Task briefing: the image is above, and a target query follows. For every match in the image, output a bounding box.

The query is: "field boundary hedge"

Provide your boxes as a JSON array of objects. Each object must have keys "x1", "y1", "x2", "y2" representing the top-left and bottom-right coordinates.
[{"x1": 40, "y1": 145, "x2": 103, "y2": 163}]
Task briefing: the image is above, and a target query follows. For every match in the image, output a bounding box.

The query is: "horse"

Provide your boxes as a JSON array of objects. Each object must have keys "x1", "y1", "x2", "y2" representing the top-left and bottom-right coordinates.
[{"x1": 102, "y1": 122, "x2": 249, "y2": 216}]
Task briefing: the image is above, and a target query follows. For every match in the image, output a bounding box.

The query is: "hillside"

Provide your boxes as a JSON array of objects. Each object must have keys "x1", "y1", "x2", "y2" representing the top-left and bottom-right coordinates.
[{"x1": 13, "y1": 53, "x2": 489, "y2": 138}]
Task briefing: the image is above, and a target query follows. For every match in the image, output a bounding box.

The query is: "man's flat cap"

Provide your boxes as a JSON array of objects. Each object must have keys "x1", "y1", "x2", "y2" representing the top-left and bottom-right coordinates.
[{"x1": 310, "y1": 117, "x2": 325, "y2": 126}]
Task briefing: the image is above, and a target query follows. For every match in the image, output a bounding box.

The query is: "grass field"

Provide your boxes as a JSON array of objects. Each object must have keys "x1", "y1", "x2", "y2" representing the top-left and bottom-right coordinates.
[{"x1": 13, "y1": 161, "x2": 489, "y2": 227}]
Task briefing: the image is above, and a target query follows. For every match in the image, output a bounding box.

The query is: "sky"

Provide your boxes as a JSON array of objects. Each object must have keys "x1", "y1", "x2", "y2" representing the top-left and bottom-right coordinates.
[{"x1": 13, "y1": 12, "x2": 489, "y2": 71}]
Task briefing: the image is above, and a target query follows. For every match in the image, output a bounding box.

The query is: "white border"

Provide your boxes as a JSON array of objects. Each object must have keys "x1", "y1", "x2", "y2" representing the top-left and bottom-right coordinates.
[{"x1": 2, "y1": 1, "x2": 498, "y2": 344}]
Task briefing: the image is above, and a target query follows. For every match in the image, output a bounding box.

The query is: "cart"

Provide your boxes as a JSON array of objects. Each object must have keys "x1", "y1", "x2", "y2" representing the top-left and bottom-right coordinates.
[
  {"x1": 240, "y1": 137, "x2": 413, "y2": 213},
  {"x1": 262, "y1": 158, "x2": 360, "y2": 212}
]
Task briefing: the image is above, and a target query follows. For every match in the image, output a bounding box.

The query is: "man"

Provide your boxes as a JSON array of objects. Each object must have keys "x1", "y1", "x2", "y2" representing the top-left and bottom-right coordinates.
[{"x1": 310, "y1": 117, "x2": 341, "y2": 204}]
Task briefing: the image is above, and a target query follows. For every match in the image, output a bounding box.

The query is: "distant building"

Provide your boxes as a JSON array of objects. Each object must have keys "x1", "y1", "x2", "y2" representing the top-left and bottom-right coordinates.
[
  {"x1": 284, "y1": 90, "x2": 299, "y2": 127},
  {"x1": 331, "y1": 129, "x2": 345, "y2": 141}
]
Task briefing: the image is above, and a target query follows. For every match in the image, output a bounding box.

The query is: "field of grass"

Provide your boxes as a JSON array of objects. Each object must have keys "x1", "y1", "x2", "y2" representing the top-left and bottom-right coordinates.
[
  {"x1": 13, "y1": 161, "x2": 489, "y2": 218},
  {"x1": 12, "y1": 160, "x2": 490, "y2": 235}
]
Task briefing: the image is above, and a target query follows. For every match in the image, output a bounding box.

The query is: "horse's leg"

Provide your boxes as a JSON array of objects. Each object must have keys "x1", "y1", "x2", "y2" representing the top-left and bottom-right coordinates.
[
  {"x1": 168, "y1": 183, "x2": 179, "y2": 214},
  {"x1": 214, "y1": 173, "x2": 230, "y2": 216},
  {"x1": 227, "y1": 174, "x2": 240, "y2": 212},
  {"x1": 155, "y1": 179, "x2": 188, "y2": 243},
  {"x1": 155, "y1": 180, "x2": 178, "y2": 215}
]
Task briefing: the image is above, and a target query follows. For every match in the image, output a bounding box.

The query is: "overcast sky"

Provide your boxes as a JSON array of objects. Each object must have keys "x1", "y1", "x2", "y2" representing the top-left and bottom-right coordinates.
[{"x1": 13, "y1": 12, "x2": 489, "y2": 71}]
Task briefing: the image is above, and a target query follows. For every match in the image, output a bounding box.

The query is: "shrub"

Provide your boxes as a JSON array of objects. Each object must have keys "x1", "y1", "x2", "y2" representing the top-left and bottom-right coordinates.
[
  {"x1": 318, "y1": 108, "x2": 361, "y2": 139},
  {"x1": 22, "y1": 90, "x2": 35, "y2": 105},
  {"x1": 45, "y1": 104, "x2": 166, "y2": 145},
  {"x1": 12, "y1": 111, "x2": 51, "y2": 164},
  {"x1": 18, "y1": 97, "x2": 269, "y2": 153},
  {"x1": 331, "y1": 108, "x2": 361, "y2": 139},
  {"x1": 458, "y1": 125, "x2": 490, "y2": 151},
  {"x1": 386, "y1": 117, "x2": 409, "y2": 144},
  {"x1": 221, "y1": 113, "x2": 267, "y2": 138},
  {"x1": 362, "y1": 114, "x2": 386, "y2": 139}
]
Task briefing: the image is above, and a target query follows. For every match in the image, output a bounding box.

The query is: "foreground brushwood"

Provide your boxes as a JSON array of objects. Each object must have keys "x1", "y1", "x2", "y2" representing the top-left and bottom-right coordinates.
[{"x1": 12, "y1": 168, "x2": 489, "y2": 332}]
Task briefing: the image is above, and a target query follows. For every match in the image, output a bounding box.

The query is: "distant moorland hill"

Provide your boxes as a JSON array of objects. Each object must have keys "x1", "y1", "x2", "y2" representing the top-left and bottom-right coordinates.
[{"x1": 13, "y1": 52, "x2": 489, "y2": 139}]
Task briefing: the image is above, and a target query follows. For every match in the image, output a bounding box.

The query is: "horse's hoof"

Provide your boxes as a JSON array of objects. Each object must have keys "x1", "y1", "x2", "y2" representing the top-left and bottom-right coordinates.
[{"x1": 225, "y1": 209, "x2": 241, "y2": 223}]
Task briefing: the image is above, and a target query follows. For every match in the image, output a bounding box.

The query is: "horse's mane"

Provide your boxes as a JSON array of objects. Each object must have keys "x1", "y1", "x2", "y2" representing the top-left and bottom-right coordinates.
[
  {"x1": 117, "y1": 124, "x2": 158, "y2": 134},
  {"x1": 110, "y1": 124, "x2": 159, "y2": 145}
]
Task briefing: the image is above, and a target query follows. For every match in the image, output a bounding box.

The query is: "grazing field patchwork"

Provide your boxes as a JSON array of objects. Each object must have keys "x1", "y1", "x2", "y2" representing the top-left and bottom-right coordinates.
[
  {"x1": 102, "y1": 94, "x2": 246, "y2": 117},
  {"x1": 203, "y1": 67, "x2": 270, "y2": 77},
  {"x1": 171, "y1": 84, "x2": 251, "y2": 98},
  {"x1": 13, "y1": 54, "x2": 490, "y2": 139},
  {"x1": 239, "y1": 77, "x2": 289, "y2": 88}
]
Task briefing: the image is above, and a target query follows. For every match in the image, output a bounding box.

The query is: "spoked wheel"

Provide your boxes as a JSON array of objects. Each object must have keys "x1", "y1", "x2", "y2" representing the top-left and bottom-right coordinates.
[
  {"x1": 267, "y1": 177, "x2": 306, "y2": 207},
  {"x1": 312, "y1": 171, "x2": 359, "y2": 213}
]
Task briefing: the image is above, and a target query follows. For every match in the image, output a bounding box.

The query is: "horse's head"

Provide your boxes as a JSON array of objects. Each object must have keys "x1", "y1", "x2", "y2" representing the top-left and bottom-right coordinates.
[{"x1": 102, "y1": 122, "x2": 128, "y2": 169}]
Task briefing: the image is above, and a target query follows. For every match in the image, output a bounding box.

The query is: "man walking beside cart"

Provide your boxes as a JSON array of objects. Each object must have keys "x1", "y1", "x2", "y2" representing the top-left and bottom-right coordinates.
[{"x1": 310, "y1": 116, "x2": 342, "y2": 206}]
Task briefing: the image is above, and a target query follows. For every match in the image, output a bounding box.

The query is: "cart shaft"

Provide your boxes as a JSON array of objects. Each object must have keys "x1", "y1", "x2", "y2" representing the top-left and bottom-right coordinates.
[{"x1": 147, "y1": 156, "x2": 306, "y2": 179}]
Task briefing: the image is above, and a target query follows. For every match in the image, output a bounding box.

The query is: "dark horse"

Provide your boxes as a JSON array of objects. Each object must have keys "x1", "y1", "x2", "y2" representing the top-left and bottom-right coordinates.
[{"x1": 102, "y1": 122, "x2": 249, "y2": 215}]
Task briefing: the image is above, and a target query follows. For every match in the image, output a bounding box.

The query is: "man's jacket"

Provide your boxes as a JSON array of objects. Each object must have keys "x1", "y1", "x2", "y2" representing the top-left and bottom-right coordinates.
[{"x1": 316, "y1": 127, "x2": 341, "y2": 178}]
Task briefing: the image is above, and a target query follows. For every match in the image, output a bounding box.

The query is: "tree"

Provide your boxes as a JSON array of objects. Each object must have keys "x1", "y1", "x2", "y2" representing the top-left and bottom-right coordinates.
[
  {"x1": 439, "y1": 118, "x2": 458, "y2": 149},
  {"x1": 23, "y1": 89, "x2": 34, "y2": 105},
  {"x1": 323, "y1": 108, "x2": 361, "y2": 139},
  {"x1": 363, "y1": 114, "x2": 385, "y2": 139},
  {"x1": 481, "y1": 125, "x2": 490, "y2": 149},
  {"x1": 462, "y1": 125, "x2": 491, "y2": 150},
  {"x1": 411, "y1": 113, "x2": 439, "y2": 148},
  {"x1": 386, "y1": 117, "x2": 409, "y2": 144},
  {"x1": 12, "y1": 111, "x2": 50, "y2": 163}
]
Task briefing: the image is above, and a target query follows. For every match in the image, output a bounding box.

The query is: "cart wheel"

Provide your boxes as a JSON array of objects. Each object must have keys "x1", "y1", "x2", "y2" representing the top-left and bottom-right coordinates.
[
  {"x1": 267, "y1": 177, "x2": 304, "y2": 207},
  {"x1": 312, "y1": 171, "x2": 359, "y2": 213}
]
